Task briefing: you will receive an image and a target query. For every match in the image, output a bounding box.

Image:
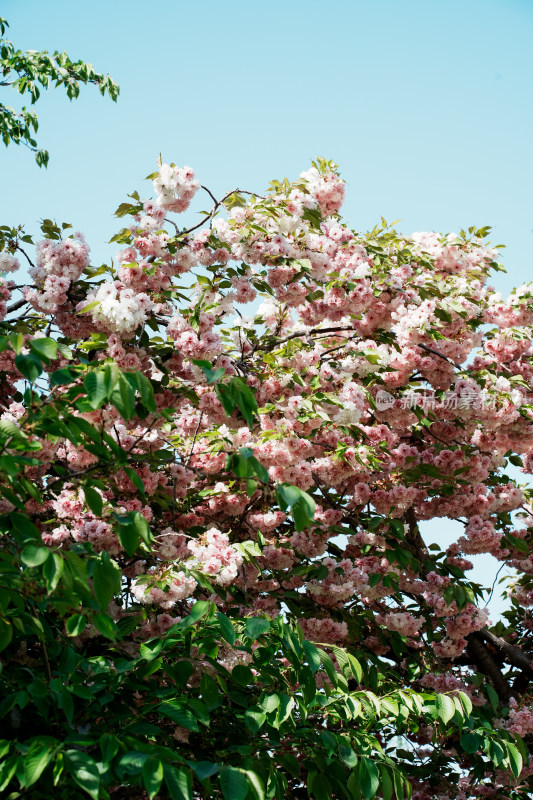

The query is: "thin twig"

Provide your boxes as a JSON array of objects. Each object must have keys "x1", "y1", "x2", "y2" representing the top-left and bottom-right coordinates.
[
  {"x1": 177, "y1": 186, "x2": 265, "y2": 238},
  {"x1": 186, "y1": 411, "x2": 204, "y2": 466},
  {"x1": 16, "y1": 244, "x2": 36, "y2": 269},
  {"x1": 417, "y1": 342, "x2": 461, "y2": 369},
  {"x1": 246, "y1": 326, "x2": 358, "y2": 360},
  {"x1": 42, "y1": 641, "x2": 52, "y2": 682},
  {"x1": 484, "y1": 563, "x2": 506, "y2": 608}
]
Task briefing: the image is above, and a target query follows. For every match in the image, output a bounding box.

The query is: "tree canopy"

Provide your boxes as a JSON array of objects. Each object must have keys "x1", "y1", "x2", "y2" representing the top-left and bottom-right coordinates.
[{"x1": 0, "y1": 158, "x2": 532, "y2": 799}]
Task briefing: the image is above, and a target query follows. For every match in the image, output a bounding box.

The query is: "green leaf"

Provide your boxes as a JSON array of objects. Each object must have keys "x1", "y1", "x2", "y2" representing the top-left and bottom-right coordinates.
[
  {"x1": 486, "y1": 684, "x2": 499, "y2": 712},
  {"x1": 140, "y1": 638, "x2": 164, "y2": 661},
  {"x1": 192, "y1": 359, "x2": 225, "y2": 385},
  {"x1": 84, "y1": 485, "x2": 103, "y2": 516},
  {"x1": 347, "y1": 653, "x2": 363, "y2": 684},
  {"x1": 132, "y1": 510, "x2": 151, "y2": 545},
  {"x1": 117, "y1": 751, "x2": 150, "y2": 775},
  {"x1": 0, "y1": 618, "x2": 13, "y2": 652},
  {"x1": 182, "y1": 600, "x2": 211, "y2": 628},
  {"x1": 135, "y1": 371, "x2": 157, "y2": 412},
  {"x1": 317, "y1": 648, "x2": 339, "y2": 686},
  {"x1": 309, "y1": 773, "x2": 332, "y2": 799},
  {"x1": 243, "y1": 770, "x2": 265, "y2": 800},
  {"x1": 115, "y1": 514, "x2": 142, "y2": 556},
  {"x1": 302, "y1": 639, "x2": 322, "y2": 673},
  {"x1": 9, "y1": 332, "x2": 24, "y2": 354},
  {"x1": 116, "y1": 525, "x2": 139, "y2": 556},
  {"x1": 21, "y1": 544, "x2": 49, "y2": 567},
  {"x1": 460, "y1": 732, "x2": 480, "y2": 754},
  {"x1": 259, "y1": 693, "x2": 280, "y2": 714},
  {"x1": 379, "y1": 765, "x2": 393, "y2": 800},
  {"x1": 50, "y1": 367, "x2": 78, "y2": 386},
  {"x1": 10, "y1": 512, "x2": 40, "y2": 539},
  {"x1": 219, "y1": 766, "x2": 249, "y2": 800},
  {"x1": 250, "y1": 459, "x2": 268, "y2": 483},
  {"x1": 0, "y1": 419, "x2": 27, "y2": 442},
  {"x1": 70, "y1": 416, "x2": 102, "y2": 445},
  {"x1": 93, "y1": 612, "x2": 118, "y2": 640},
  {"x1": 66, "y1": 614, "x2": 86, "y2": 637},
  {"x1": 191, "y1": 762, "x2": 219, "y2": 782},
  {"x1": 84, "y1": 371, "x2": 108, "y2": 408},
  {"x1": 77, "y1": 300, "x2": 101, "y2": 314},
  {"x1": 24, "y1": 741, "x2": 55, "y2": 787},
  {"x1": 30, "y1": 337, "x2": 58, "y2": 361},
  {"x1": 124, "y1": 466, "x2": 146, "y2": 494},
  {"x1": 358, "y1": 757, "x2": 380, "y2": 800},
  {"x1": 457, "y1": 691, "x2": 473, "y2": 717},
  {"x1": 507, "y1": 741, "x2": 523, "y2": 779},
  {"x1": 99, "y1": 733, "x2": 119, "y2": 763},
  {"x1": 435, "y1": 694, "x2": 456, "y2": 724},
  {"x1": 275, "y1": 482, "x2": 301, "y2": 509},
  {"x1": 43, "y1": 552, "x2": 64, "y2": 592},
  {"x1": 65, "y1": 750, "x2": 100, "y2": 800},
  {"x1": 216, "y1": 377, "x2": 258, "y2": 427},
  {"x1": 246, "y1": 478, "x2": 258, "y2": 497},
  {"x1": 488, "y1": 739, "x2": 505, "y2": 767},
  {"x1": 392, "y1": 769, "x2": 406, "y2": 800},
  {"x1": 15, "y1": 353, "x2": 43, "y2": 382},
  {"x1": 143, "y1": 758, "x2": 164, "y2": 800},
  {"x1": 338, "y1": 745, "x2": 358, "y2": 769},
  {"x1": 276, "y1": 483, "x2": 316, "y2": 531},
  {"x1": 232, "y1": 664, "x2": 254, "y2": 686},
  {"x1": 244, "y1": 707, "x2": 266, "y2": 734},
  {"x1": 164, "y1": 764, "x2": 193, "y2": 800},
  {"x1": 93, "y1": 552, "x2": 121, "y2": 610},
  {"x1": 110, "y1": 373, "x2": 135, "y2": 420},
  {"x1": 226, "y1": 450, "x2": 253, "y2": 478},
  {"x1": 216, "y1": 611, "x2": 236, "y2": 645},
  {"x1": 245, "y1": 617, "x2": 270, "y2": 640},
  {"x1": 276, "y1": 694, "x2": 295, "y2": 727},
  {"x1": 158, "y1": 702, "x2": 200, "y2": 731}
]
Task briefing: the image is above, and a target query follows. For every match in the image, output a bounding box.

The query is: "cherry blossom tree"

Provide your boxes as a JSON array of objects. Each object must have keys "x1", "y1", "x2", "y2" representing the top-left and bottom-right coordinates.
[{"x1": 0, "y1": 158, "x2": 533, "y2": 799}]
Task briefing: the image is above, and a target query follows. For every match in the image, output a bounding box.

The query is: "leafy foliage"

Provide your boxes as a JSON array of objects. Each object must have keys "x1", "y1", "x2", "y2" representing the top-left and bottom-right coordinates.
[{"x1": 0, "y1": 16, "x2": 119, "y2": 165}]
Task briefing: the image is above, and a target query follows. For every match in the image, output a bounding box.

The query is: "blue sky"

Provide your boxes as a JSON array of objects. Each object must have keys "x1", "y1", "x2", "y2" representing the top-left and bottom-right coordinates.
[
  {"x1": 2, "y1": 0, "x2": 532, "y2": 616},
  {"x1": 2, "y1": 0, "x2": 533, "y2": 284}
]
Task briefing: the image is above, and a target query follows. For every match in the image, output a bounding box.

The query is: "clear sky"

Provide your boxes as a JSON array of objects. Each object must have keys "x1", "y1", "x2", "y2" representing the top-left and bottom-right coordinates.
[{"x1": 2, "y1": 0, "x2": 532, "y2": 617}]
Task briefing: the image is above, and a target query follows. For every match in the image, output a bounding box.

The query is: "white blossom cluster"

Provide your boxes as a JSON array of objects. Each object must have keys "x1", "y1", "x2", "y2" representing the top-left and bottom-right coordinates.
[
  {"x1": 80, "y1": 283, "x2": 153, "y2": 334},
  {"x1": 0, "y1": 252, "x2": 20, "y2": 273},
  {"x1": 153, "y1": 164, "x2": 200, "y2": 213}
]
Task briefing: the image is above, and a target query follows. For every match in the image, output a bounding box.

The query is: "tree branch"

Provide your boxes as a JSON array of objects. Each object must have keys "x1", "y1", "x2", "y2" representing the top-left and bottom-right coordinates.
[
  {"x1": 417, "y1": 342, "x2": 461, "y2": 370},
  {"x1": 6, "y1": 297, "x2": 28, "y2": 313},
  {"x1": 480, "y1": 628, "x2": 533, "y2": 679},
  {"x1": 467, "y1": 631, "x2": 514, "y2": 702}
]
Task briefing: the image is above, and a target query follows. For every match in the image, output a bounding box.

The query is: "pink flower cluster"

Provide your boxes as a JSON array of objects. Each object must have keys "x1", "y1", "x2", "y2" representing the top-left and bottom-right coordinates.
[
  {"x1": 153, "y1": 163, "x2": 200, "y2": 213},
  {"x1": 457, "y1": 516, "x2": 503, "y2": 556},
  {"x1": 376, "y1": 611, "x2": 423, "y2": 638},
  {"x1": 187, "y1": 528, "x2": 243, "y2": 585},
  {"x1": 0, "y1": 251, "x2": 19, "y2": 273},
  {"x1": 504, "y1": 700, "x2": 533, "y2": 736},
  {"x1": 446, "y1": 604, "x2": 490, "y2": 640},
  {"x1": 298, "y1": 166, "x2": 345, "y2": 216},
  {"x1": 24, "y1": 233, "x2": 90, "y2": 312},
  {"x1": 299, "y1": 616, "x2": 348, "y2": 643},
  {"x1": 131, "y1": 571, "x2": 197, "y2": 609}
]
